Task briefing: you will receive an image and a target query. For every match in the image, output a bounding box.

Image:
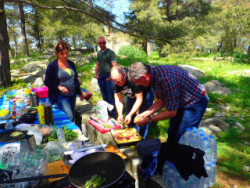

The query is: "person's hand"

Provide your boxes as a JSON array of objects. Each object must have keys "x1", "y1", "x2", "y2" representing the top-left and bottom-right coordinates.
[
  {"x1": 117, "y1": 115, "x2": 124, "y2": 124},
  {"x1": 58, "y1": 86, "x2": 69, "y2": 94},
  {"x1": 95, "y1": 74, "x2": 99, "y2": 79},
  {"x1": 80, "y1": 92, "x2": 85, "y2": 101},
  {"x1": 134, "y1": 114, "x2": 147, "y2": 126},
  {"x1": 125, "y1": 115, "x2": 132, "y2": 125},
  {"x1": 77, "y1": 77, "x2": 82, "y2": 85},
  {"x1": 106, "y1": 77, "x2": 111, "y2": 81}
]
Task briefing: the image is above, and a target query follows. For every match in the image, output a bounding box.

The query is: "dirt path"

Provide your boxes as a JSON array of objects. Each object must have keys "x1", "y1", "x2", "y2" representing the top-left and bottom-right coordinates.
[{"x1": 216, "y1": 171, "x2": 250, "y2": 188}]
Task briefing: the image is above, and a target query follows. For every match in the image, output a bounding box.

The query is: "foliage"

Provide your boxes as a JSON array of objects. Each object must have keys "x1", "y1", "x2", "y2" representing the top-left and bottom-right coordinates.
[
  {"x1": 150, "y1": 51, "x2": 160, "y2": 59},
  {"x1": 118, "y1": 45, "x2": 147, "y2": 59}
]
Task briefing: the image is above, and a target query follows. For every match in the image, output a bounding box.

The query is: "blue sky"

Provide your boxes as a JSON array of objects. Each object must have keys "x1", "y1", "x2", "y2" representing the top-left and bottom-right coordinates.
[{"x1": 112, "y1": 0, "x2": 130, "y2": 23}]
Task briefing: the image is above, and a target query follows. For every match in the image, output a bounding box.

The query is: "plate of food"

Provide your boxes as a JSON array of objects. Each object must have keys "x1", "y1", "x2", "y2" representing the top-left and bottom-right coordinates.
[{"x1": 111, "y1": 128, "x2": 143, "y2": 147}]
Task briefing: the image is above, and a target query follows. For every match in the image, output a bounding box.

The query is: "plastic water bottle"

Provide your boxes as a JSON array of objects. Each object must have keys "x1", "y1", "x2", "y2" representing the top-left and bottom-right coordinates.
[
  {"x1": 190, "y1": 130, "x2": 199, "y2": 148},
  {"x1": 178, "y1": 127, "x2": 192, "y2": 145},
  {"x1": 16, "y1": 106, "x2": 22, "y2": 121},
  {"x1": 166, "y1": 162, "x2": 177, "y2": 188},
  {"x1": 35, "y1": 81, "x2": 39, "y2": 88},
  {"x1": 162, "y1": 160, "x2": 170, "y2": 186},
  {"x1": 201, "y1": 137, "x2": 212, "y2": 163},
  {"x1": 28, "y1": 83, "x2": 32, "y2": 90},
  {"x1": 57, "y1": 127, "x2": 66, "y2": 143},
  {"x1": 209, "y1": 135, "x2": 217, "y2": 162},
  {"x1": 198, "y1": 133, "x2": 205, "y2": 149},
  {"x1": 5, "y1": 120, "x2": 13, "y2": 130},
  {"x1": 204, "y1": 163, "x2": 212, "y2": 188},
  {"x1": 210, "y1": 161, "x2": 216, "y2": 187}
]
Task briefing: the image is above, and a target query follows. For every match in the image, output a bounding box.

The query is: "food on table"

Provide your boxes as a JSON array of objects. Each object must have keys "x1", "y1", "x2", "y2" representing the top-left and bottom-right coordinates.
[
  {"x1": 102, "y1": 124, "x2": 111, "y2": 129},
  {"x1": 112, "y1": 128, "x2": 142, "y2": 144},
  {"x1": 10, "y1": 131, "x2": 23, "y2": 137},
  {"x1": 40, "y1": 126, "x2": 51, "y2": 137},
  {"x1": 84, "y1": 174, "x2": 106, "y2": 188},
  {"x1": 134, "y1": 116, "x2": 141, "y2": 123}
]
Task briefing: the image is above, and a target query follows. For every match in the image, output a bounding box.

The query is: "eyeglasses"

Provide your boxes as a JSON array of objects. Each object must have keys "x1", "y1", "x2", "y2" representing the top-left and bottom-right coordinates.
[
  {"x1": 115, "y1": 74, "x2": 126, "y2": 85},
  {"x1": 98, "y1": 42, "x2": 106, "y2": 45}
]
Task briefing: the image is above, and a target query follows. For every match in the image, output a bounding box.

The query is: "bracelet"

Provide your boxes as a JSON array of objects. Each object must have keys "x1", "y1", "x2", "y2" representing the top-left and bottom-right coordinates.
[{"x1": 148, "y1": 116, "x2": 153, "y2": 124}]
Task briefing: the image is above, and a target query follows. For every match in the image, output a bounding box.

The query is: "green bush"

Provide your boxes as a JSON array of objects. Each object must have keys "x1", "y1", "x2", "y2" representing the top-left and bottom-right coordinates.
[
  {"x1": 150, "y1": 51, "x2": 160, "y2": 59},
  {"x1": 233, "y1": 52, "x2": 250, "y2": 64},
  {"x1": 118, "y1": 45, "x2": 147, "y2": 59}
]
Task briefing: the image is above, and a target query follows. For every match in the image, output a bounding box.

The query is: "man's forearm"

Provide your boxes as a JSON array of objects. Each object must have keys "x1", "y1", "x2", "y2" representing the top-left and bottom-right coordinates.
[{"x1": 141, "y1": 98, "x2": 164, "y2": 117}]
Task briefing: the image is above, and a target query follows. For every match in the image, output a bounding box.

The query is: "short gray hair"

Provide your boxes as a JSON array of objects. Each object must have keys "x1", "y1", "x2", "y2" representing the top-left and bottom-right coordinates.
[{"x1": 128, "y1": 62, "x2": 151, "y2": 81}]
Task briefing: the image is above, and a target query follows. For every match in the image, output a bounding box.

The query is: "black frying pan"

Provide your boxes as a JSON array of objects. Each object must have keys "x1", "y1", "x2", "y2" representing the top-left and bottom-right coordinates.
[
  {"x1": 0, "y1": 152, "x2": 126, "y2": 188},
  {"x1": 0, "y1": 129, "x2": 27, "y2": 142}
]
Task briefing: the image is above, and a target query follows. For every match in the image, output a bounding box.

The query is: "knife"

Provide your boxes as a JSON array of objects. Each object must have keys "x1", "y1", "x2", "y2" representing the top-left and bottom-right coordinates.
[{"x1": 90, "y1": 116, "x2": 100, "y2": 124}]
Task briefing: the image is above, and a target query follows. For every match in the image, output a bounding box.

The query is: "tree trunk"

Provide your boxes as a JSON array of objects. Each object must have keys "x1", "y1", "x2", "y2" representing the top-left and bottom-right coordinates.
[
  {"x1": 14, "y1": 34, "x2": 18, "y2": 58},
  {"x1": 19, "y1": 2, "x2": 29, "y2": 56},
  {"x1": 0, "y1": 0, "x2": 11, "y2": 87},
  {"x1": 142, "y1": 41, "x2": 147, "y2": 55}
]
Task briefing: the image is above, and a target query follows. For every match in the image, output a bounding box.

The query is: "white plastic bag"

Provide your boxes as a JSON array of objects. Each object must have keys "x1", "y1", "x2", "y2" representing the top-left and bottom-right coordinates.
[{"x1": 96, "y1": 100, "x2": 114, "y2": 122}]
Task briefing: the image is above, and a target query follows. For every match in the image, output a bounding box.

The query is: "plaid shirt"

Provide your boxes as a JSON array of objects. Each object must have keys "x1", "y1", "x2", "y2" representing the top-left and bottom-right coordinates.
[{"x1": 151, "y1": 65, "x2": 206, "y2": 111}]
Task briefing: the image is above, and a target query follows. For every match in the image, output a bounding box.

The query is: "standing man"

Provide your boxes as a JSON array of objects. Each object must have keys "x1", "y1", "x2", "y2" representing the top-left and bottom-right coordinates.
[
  {"x1": 128, "y1": 62, "x2": 208, "y2": 143},
  {"x1": 111, "y1": 66, "x2": 154, "y2": 139},
  {"x1": 95, "y1": 37, "x2": 117, "y2": 118}
]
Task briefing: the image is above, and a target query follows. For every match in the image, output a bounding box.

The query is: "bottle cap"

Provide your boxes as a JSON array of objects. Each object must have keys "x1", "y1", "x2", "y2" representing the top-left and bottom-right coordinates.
[
  {"x1": 192, "y1": 127, "x2": 197, "y2": 130},
  {"x1": 203, "y1": 137, "x2": 208, "y2": 140},
  {"x1": 209, "y1": 135, "x2": 215, "y2": 138},
  {"x1": 186, "y1": 127, "x2": 191, "y2": 131}
]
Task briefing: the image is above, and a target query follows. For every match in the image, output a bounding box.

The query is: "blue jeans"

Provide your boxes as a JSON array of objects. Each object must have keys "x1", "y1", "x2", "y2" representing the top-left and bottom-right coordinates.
[
  {"x1": 168, "y1": 94, "x2": 209, "y2": 143},
  {"x1": 56, "y1": 95, "x2": 76, "y2": 121},
  {"x1": 126, "y1": 88, "x2": 154, "y2": 139},
  {"x1": 98, "y1": 73, "x2": 116, "y2": 117}
]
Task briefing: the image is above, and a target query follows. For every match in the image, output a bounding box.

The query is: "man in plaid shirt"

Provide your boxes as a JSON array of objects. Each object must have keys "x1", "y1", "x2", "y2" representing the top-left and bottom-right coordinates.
[{"x1": 128, "y1": 62, "x2": 209, "y2": 143}]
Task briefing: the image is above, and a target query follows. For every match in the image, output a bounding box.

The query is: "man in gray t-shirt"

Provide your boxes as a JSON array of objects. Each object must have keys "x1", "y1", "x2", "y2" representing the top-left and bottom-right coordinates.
[{"x1": 95, "y1": 37, "x2": 117, "y2": 118}]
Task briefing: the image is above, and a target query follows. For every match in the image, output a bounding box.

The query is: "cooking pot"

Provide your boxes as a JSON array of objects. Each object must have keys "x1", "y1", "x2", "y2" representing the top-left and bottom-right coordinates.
[{"x1": 0, "y1": 152, "x2": 126, "y2": 188}]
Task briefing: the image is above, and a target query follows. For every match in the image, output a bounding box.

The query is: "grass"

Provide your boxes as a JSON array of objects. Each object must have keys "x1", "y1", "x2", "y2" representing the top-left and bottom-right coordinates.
[{"x1": 1, "y1": 51, "x2": 250, "y2": 186}]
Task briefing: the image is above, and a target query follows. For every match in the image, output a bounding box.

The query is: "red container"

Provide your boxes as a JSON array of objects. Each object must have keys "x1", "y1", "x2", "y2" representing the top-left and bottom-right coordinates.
[{"x1": 32, "y1": 87, "x2": 49, "y2": 98}]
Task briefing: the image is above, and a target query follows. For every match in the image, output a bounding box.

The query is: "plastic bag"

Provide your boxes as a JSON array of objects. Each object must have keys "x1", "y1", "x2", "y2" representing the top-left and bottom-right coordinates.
[{"x1": 96, "y1": 100, "x2": 114, "y2": 122}]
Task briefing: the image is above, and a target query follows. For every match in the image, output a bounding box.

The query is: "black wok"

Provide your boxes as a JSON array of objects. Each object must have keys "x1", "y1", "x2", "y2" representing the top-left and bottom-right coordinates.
[{"x1": 0, "y1": 152, "x2": 126, "y2": 188}]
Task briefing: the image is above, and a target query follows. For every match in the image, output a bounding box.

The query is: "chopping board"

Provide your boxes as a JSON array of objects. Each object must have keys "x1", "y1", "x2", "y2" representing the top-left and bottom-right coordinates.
[{"x1": 88, "y1": 117, "x2": 122, "y2": 134}]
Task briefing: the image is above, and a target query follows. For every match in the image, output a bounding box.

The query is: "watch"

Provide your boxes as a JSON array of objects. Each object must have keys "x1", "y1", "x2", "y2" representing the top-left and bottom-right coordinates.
[{"x1": 148, "y1": 116, "x2": 153, "y2": 124}]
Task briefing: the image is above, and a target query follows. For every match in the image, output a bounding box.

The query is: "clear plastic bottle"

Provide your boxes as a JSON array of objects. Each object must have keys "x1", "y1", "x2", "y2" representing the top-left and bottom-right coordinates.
[
  {"x1": 210, "y1": 161, "x2": 216, "y2": 187},
  {"x1": 201, "y1": 137, "x2": 212, "y2": 164},
  {"x1": 198, "y1": 133, "x2": 205, "y2": 149},
  {"x1": 16, "y1": 106, "x2": 21, "y2": 121},
  {"x1": 57, "y1": 127, "x2": 66, "y2": 143},
  {"x1": 28, "y1": 83, "x2": 32, "y2": 90},
  {"x1": 190, "y1": 130, "x2": 199, "y2": 148},
  {"x1": 209, "y1": 135, "x2": 217, "y2": 162},
  {"x1": 5, "y1": 120, "x2": 13, "y2": 130},
  {"x1": 178, "y1": 127, "x2": 192, "y2": 145},
  {"x1": 162, "y1": 160, "x2": 170, "y2": 186},
  {"x1": 35, "y1": 81, "x2": 39, "y2": 88},
  {"x1": 204, "y1": 163, "x2": 212, "y2": 188}
]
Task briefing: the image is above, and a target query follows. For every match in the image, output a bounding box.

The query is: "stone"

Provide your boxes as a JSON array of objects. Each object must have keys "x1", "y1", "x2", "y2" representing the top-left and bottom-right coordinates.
[
  {"x1": 177, "y1": 64, "x2": 205, "y2": 77},
  {"x1": 227, "y1": 69, "x2": 250, "y2": 77},
  {"x1": 202, "y1": 117, "x2": 229, "y2": 129},
  {"x1": 23, "y1": 60, "x2": 48, "y2": 72},
  {"x1": 235, "y1": 121, "x2": 244, "y2": 130},
  {"x1": 208, "y1": 124, "x2": 222, "y2": 134},
  {"x1": 206, "y1": 108, "x2": 213, "y2": 113},
  {"x1": 243, "y1": 166, "x2": 250, "y2": 172},
  {"x1": 11, "y1": 69, "x2": 21, "y2": 77},
  {"x1": 214, "y1": 113, "x2": 225, "y2": 118},
  {"x1": 204, "y1": 80, "x2": 232, "y2": 95},
  {"x1": 91, "y1": 78, "x2": 101, "y2": 94}
]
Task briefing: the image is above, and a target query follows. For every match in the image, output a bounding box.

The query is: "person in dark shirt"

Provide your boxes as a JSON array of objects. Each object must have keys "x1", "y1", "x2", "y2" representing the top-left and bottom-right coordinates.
[
  {"x1": 111, "y1": 65, "x2": 154, "y2": 138},
  {"x1": 128, "y1": 62, "x2": 208, "y2": 143},
  {"x1": 44, "y1": 40, "x2": 92, "y2": 121}
]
